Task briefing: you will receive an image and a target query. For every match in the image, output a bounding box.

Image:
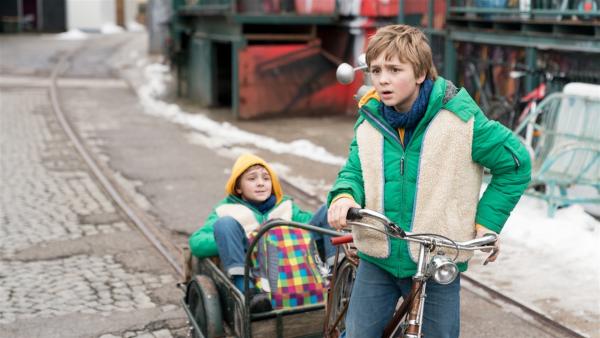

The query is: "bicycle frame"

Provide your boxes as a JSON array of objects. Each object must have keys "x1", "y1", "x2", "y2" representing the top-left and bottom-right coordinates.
[
  {"x1": 325, "y1": 234, "x2": 434, "y2": 338},
  {"x1": 330, "y1": 231, "x2": 438, "y2": 338},
  {"x1": 326, "y1": 208, "x2": 497, "y2": 338},
  {"x1": 383, "y1": 238, "x2": 441, "y2": 338}
]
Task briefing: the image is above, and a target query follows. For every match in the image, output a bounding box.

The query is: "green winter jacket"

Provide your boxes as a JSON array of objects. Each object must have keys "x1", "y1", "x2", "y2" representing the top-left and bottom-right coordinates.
[
  {"x1": 327, "y1": 77, "x2": 531, "y2": 278},
  {"x1": 189, "y1": 195, "x2": 313, "y2": 258}
]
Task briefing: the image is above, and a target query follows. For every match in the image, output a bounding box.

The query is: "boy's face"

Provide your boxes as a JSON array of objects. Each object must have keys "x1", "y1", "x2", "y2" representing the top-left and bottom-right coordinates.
[
  {"x1": 369, "y1": 54, "x2": 426, "y2": 112},
  {"x1": 236, "y1": 165, "x2": 273, "y2": 204}
]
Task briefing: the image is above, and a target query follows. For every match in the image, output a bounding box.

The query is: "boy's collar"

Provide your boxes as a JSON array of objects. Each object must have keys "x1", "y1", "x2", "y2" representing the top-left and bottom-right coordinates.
[
  {"x1": 441, "y1": 88, "x2": 480, "y2": 122},
  {"x1": 228, "y1": 194, "x2": 282, "y2": 211},
  {"x1": 418, "y1": 77, "x2": 478, "y2": 123},
  {"x1": 358, "y1": 88, "x2": 380, "y2": 108},
  {"x1": 245, "y1": 195, "x2": 276, "y2": 214}
]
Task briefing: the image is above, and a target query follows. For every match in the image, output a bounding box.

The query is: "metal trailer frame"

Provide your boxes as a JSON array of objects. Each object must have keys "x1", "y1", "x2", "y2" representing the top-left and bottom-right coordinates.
[{"x1": 182, "y1": 220, "x2": 343, "y2": 338}]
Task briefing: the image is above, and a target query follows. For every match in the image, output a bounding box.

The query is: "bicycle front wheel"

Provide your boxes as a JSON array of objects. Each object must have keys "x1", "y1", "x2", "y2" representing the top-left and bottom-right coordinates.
[{"x1": 324, "y1": 258, "x2": 357, "y2": 338}]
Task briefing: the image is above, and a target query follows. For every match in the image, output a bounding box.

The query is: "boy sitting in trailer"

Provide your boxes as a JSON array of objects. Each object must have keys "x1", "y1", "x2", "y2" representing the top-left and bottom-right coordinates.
[{"x1": 189, "y1": 153, "x2": 334, "y2": 312}]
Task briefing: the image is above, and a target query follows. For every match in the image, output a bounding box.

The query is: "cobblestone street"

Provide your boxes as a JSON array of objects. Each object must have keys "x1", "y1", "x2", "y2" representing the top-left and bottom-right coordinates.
[
  {"x1": 1, "y1": 88, "x2": 119, "y2": 258},
  {"x1": 0, "y1": 86, "x2": 184, "y2": 337}
]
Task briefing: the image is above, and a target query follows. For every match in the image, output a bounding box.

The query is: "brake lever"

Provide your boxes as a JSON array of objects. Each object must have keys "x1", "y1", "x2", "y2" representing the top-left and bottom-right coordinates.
[
  {"x1": 387, "y1": 222, "x2": 406, "y2": 238},
  {"x1": 483, "y1": 246, "x2": 500, "y2": 266}
]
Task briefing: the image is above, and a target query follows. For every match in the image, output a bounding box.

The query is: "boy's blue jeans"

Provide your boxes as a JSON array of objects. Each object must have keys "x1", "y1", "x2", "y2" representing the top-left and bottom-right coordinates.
[
  {"x1": 213, "y1": 204, "x2": 336, "y2": 277},
  {"x1": 345, "y1": 259, "x2": 460, "y2": 338}
]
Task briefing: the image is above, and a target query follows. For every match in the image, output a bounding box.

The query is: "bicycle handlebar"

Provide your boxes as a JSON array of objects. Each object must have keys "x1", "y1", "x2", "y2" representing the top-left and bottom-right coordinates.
[
  {"x1": 335, "y1": 208, "x2": 498, "y2": 251},
  {"x1": 346, "y1": 207, "x2": 362, "y2": 220},
  {"x1": 509, "y1": 65, "x2": 569, "y2": 81},
  {"x1": 330, "y1": 233, "x2": 354, "y2": 245}
]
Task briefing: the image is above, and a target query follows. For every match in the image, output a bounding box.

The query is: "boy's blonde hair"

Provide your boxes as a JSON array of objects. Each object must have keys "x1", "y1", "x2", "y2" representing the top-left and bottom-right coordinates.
[{"x1": 366, "y1": 24, "x2": 437, "y2": 80}]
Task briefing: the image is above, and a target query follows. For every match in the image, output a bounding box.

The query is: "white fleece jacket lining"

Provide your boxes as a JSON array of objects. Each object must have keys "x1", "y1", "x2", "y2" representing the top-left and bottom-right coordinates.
[
  {"x1": 215, "y1": 200, "x2": 293, "y2": 235},
  {"x1": 409, "y1": 110, "x2": 483, "y2": 263},
  {"x1": 356, "y1": 110, "x2": 483, "y2": 263},
  {"x1": 356, "y1": 122, "x2": 390, "y2": 258}
]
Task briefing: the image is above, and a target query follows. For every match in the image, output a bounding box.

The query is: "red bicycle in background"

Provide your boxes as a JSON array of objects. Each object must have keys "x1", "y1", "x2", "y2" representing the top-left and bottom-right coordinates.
[{"x1": 486, "y1": 66, "x2": 570, "y2": 131}]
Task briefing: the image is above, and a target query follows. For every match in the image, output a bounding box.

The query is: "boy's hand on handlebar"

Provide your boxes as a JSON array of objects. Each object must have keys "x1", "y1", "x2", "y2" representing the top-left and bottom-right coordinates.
[
  {"x1": 328, "y1": 198, "x2": 361, "y2": 230},
  {"x1": 475, "y1": 224, "x2": 500, "y2": 265}
]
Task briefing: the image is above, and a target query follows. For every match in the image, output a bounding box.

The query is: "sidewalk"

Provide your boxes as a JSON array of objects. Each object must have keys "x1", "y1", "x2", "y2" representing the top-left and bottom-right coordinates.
[
  {"x1": 103, "y1": 33, "x2": 598, "y2": 337},
  {"x1": 0, "y1": 34, "x2": 186, "y2": 338}
]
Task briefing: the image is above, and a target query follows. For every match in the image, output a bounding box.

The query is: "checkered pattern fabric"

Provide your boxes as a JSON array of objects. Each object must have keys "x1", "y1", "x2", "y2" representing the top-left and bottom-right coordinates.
[{"x1": 252, "y1": 226, "x2": 325, "y2": 309}]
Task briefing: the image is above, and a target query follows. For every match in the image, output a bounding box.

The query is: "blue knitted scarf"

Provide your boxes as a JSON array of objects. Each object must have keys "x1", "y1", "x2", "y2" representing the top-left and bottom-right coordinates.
[
  {"x1": 246, "y1": 194, "x2": 276, "y2": 214},
  {"x1": 380, "y1": 79, "x2": 434, "y2": 132}
]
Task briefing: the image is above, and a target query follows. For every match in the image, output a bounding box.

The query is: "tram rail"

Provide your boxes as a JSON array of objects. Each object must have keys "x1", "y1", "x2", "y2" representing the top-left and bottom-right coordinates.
[{"x1": 48, "y1": 46, "x2": 184, "y2": 278}]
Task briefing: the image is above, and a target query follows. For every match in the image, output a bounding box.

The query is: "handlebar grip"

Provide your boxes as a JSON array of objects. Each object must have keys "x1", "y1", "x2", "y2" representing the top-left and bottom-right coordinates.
[
  {"x1": 331, "y1": 234, "x2": 354, "y2": 246},
  {"x1": 346, "y1": 208, "x2": 362, "y2": 220}
]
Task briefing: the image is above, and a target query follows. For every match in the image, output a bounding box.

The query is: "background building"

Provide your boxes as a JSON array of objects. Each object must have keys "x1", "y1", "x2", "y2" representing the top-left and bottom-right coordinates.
[
  {"x1": 167, "y1": 0, "x2": 599, "y2": 119},
  {"x1": 0, "y1": 0, "x2": 146, "y2": 33}
]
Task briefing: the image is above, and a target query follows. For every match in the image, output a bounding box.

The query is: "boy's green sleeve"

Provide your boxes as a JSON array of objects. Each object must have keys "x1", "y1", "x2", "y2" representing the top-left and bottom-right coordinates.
[
  {"x1": 189, "y1": 210, "x2": 219, "y2": 258},
  {"x1": 472, "y1": 111, "x2": 532, "y2": 233},
  {"x1": 291, "y1": 202, "x2": 314, "y2": 224},
  {"x1": 327, "y1": 136, "x2": 365, "y2": 207}
]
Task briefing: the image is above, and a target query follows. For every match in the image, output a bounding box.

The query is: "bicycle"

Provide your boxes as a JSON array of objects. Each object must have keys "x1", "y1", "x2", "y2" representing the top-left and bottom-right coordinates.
[
  {"x1": 462, "y1": 57, "x2": 571, "y2": 131},
  {"x1": 486, "y1": 65, "x2": 570, "y2": 131},
  {"x1": 323, "y1": 208, "x2": 498, "y2": 338},
  {"x1": 462, "y1": 59, "x2": 519, "y2": 128}
]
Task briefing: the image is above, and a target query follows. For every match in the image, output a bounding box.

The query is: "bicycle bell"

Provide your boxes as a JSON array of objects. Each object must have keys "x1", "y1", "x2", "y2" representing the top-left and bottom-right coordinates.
[{"x1": 427, "y1": 255, "x2": 458, "y2": 285}]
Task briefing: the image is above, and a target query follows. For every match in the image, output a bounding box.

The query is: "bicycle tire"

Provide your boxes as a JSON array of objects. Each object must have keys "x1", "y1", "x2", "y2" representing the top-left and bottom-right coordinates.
[{"x1": 324, "y1": 258, "x2": 357, "y2": 338}]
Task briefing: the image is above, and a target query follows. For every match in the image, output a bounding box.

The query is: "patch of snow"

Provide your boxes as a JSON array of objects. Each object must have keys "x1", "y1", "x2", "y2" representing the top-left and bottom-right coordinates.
[
  {"x1": 54, "y1": 29, "x2": 89, "y2": 40},
  {"x1": 101, "y1": 23, "x2": 125, "y2": 34},
  {"x1": 129, "y1": 51, "x2": 139, "y2": 59},
  {"x1": 137, "y1": 63, "x2": 346, "y2": 167},
  {"x1": 126, "y1": 21, "x2": 145, "y2": 32},
  {"x1": 467, "y1": 193, "x2": 600, "y2": 336}
]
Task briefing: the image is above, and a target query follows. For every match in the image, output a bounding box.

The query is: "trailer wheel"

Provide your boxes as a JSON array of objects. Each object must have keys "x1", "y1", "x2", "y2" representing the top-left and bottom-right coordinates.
[{"x1": 186, "y1": 275, "x2": 224, "y2": 338}]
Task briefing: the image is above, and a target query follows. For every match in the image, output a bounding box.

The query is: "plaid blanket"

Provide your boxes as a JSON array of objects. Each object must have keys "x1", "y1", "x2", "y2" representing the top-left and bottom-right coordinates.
[{"x1": 251, "y1": 226, "x2": 326, "y2": 309}]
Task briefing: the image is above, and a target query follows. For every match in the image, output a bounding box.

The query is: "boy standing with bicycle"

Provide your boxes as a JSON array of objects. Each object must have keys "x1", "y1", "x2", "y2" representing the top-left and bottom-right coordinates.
[{"x1": 327, "y1": 25, "x2": 531, "y2": 337}]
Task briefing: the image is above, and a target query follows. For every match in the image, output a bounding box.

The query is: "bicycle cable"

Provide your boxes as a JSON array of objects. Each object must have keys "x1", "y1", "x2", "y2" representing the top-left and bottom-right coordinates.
[
  {"x1": 347, "y1": 222, "x2": 461, "y2": 261},
  {"x1": 404, "y1": 233, "x2": 460, "y2": 261}
]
